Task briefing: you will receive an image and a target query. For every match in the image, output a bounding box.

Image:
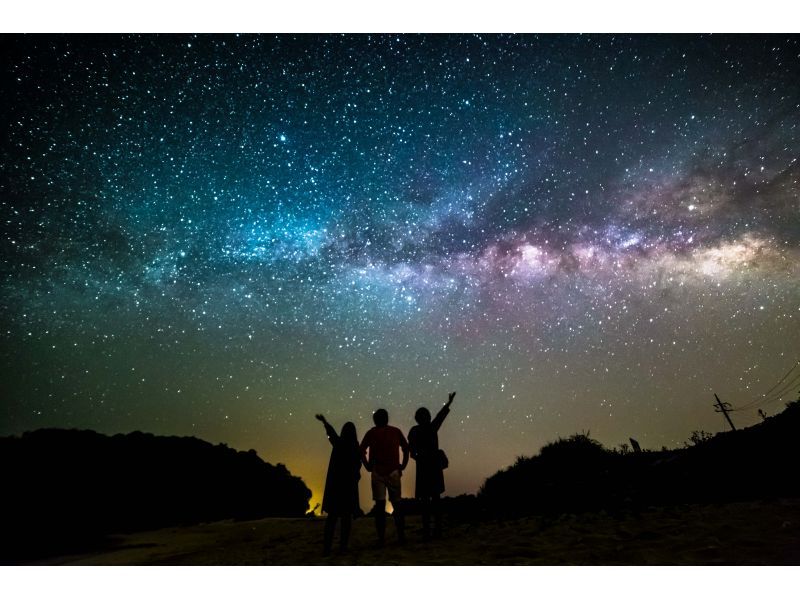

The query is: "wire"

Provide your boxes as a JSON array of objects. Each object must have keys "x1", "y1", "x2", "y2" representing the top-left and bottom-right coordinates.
[
  {"x1": 733, "y1": 379, "x2": 800, "y2": 411},
  {"x1": 737, "y1": 360, "x2": 799, "y2": 408},
  {"x1": 731, "y1": 359, "x2": 800, "y2": 411},
  {"x1": 752, "y1": 378, "x2": 800, "y2": 407},
  {"x1": 745, "y1": 370, "x2": 800, "y2": 407}
]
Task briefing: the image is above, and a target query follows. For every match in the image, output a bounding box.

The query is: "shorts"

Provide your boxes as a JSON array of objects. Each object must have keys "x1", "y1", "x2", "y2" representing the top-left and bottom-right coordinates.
[{"x1": 371, "y1": 469, "x2": 402, "y2": 503}]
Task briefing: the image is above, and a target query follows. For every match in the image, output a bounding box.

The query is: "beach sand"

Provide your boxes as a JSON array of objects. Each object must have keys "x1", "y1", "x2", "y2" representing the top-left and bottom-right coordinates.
[{"x1": 30, "y1": 498, "x2": 800, "y2": 565}]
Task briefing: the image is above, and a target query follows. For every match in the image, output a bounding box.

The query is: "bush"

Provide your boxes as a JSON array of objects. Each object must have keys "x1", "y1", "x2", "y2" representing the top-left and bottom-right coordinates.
[{"x1": 1, "y1": 429, "x2": 312, "y2": 562}]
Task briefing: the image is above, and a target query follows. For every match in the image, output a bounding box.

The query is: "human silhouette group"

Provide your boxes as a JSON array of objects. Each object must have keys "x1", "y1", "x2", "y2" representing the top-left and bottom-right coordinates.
[{"x1": 315, "y1": 391, "x2": 456, "y2": 555}]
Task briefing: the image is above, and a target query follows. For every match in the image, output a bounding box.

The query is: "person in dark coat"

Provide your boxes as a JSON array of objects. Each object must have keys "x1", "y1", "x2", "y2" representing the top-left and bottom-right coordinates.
[
  {"x1": 316, "y1": 414, "x2": 361, "y2": 555},
  {"x1": 408, "y1": 391, "x2": 455, "y2": 540}
]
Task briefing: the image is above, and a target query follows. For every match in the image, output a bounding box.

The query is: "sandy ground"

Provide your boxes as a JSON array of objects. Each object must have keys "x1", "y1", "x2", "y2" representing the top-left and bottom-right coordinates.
[{"x1": 29, "y1": 498, "x2": 800, "y2": 565}]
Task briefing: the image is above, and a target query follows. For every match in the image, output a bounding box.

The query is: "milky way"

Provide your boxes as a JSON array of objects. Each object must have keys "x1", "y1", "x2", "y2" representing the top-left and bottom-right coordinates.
[{"x1": 2, "y1": 34, "x2": 799, "y2": 503}]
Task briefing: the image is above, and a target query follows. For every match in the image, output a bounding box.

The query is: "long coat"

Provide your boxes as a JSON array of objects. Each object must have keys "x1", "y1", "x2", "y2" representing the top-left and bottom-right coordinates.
[
  {"x1": 321, "y1": 422, "x2": 362, "y2": 516},
  {"x1": 408, "y1": 404, "x2": 450, "y2": 498}
]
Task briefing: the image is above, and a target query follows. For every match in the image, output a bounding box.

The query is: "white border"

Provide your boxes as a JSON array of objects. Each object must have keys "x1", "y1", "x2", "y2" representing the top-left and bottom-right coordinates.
[
  {"x1": 2, "y1": 1, "x2": 799, "y2": 33},
  {"x1": 3, "y1": 566, "x2": 798, "y2": 598}
]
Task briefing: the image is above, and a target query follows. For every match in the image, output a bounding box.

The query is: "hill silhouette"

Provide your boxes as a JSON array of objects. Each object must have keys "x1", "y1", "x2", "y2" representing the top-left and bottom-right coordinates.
[
  {"x1": 0, "y1": 428, "x2": 311, "y2": 562},
  {"x1": 479, "y1": 400, "x2": 800, "y2": 518},
  {"x1": 4, "y1": 402, "x2": 799, "y2": 563}
]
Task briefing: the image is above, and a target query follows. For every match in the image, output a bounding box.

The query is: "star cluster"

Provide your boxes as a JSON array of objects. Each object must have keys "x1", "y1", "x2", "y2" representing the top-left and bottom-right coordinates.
[{"x1": 2, "y1": 34, "x2": 799, "y2": 502}]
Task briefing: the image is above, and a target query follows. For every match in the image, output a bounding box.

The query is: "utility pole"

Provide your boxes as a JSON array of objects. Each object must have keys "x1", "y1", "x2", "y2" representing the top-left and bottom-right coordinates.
[{"x1": 714, "y1": 393, "x2": 737, "y2": 432}]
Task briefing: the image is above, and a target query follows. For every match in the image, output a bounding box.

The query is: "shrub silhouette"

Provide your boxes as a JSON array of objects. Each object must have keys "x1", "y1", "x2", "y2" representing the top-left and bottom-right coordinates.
[
  {"x1": 479, "y1": 433, "x2": 622, "y2": 516},
  {"x1": 479, "y1": 401, "x2": 800, "y2": 518},
  {"x1": 684, "y1": 429, "x2": 715, "y2": 447},
  {"x1": 1, "y1": 428, "x2": 311, "y2": 562},
  {"x1": 538, "y1": 432, "x2": 607, "y2": 461}
]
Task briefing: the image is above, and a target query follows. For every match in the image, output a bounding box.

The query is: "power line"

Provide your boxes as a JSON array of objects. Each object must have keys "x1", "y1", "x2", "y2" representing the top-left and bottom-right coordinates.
[
  {"x1": 751, "y1": 380, "x2": 800, "y2": 408},
  {"x1": 734, "y1": 372, "x2": 800, "y2": 411},
  {"x1": 731, "y1": 359, "x2": 800, "y2": 411},
  {"x1": 733, "y1": 360, "x2": 799, "y2": 409}
]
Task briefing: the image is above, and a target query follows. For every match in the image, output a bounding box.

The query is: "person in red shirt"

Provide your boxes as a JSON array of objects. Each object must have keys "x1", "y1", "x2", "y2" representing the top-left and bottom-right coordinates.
[{"x1": 360, "y1": 408, "x2": 409, "y2": 546}]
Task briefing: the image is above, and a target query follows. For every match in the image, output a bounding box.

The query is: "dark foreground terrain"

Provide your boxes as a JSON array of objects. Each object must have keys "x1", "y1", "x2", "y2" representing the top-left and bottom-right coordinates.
[
  {"x1": 27, "y1": 498, "x2": 800, "y2": 565},
  {"x1": 7, "y1": 402, "x2": 800, "y2": 565}
]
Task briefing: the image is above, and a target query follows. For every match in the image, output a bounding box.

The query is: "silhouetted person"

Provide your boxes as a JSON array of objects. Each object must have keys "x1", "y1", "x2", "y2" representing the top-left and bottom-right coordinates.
[
  {"x1": 360, "y1": 408, "x2": 409, "y2": 546},
  {"x1": 316, "y1": 414, "x2": 361, "y2": 556},
  {"x1": 408, "y1": 391, "x2": 455, "y2": 540}
]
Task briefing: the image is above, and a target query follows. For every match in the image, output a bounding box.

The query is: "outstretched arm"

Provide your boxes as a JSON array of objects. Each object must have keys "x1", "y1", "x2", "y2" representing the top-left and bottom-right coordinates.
[
  {"x1": 316, "y1": 414, "x2": 338, "y2": 445},
  {"x1": 432, "y1": 391, "x2": 455, "y2": 430}
]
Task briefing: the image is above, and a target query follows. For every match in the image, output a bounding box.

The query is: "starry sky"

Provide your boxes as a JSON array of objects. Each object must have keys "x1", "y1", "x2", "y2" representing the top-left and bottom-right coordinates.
[{"x1": 2, "y1": 34, "x2": 799, "y2": 507}]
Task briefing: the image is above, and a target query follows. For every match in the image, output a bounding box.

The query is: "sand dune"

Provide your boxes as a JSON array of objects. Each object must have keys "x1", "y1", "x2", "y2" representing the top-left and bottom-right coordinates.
[{"x1": 30, "y1": 498, "x2": 800, "y2": 565}]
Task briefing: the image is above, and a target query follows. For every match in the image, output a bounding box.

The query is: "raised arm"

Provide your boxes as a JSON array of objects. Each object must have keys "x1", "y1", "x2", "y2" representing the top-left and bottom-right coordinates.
[
  {"x1": 315, "y1": 414, "x2": 338, "y2": 445},
  {"x1": 432, "y1": 391, "x2": 455, "y2": 431}
]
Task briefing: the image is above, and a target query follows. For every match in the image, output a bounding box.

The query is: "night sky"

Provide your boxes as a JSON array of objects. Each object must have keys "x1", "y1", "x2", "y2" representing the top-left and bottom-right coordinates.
[{"x1": 2, "y1": 34, "x2": 799, "y2": 507}]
